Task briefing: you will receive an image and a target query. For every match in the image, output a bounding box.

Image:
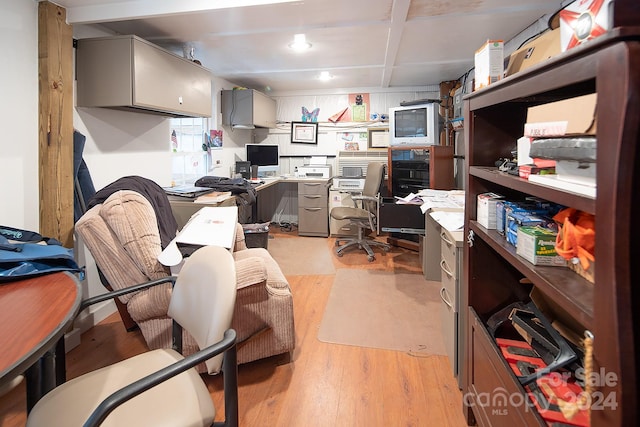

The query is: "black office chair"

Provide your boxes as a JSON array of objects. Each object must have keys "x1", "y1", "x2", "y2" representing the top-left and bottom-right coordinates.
[{"x1": 330, "y1": 162, "x2": 391, "y2": 262}]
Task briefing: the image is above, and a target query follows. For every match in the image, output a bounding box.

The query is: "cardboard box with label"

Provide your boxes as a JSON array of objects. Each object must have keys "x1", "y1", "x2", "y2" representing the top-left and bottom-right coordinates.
[
  {"x1": 517, "y1": 226, "x2": 567, "y2": 267},
  {"x1": 474, "y1": 40, "x2": 504, "y2": 91},
  {"x1": 477, "y1": 192, "x2": 504, "y2": 229},
  {"x1": 524, "y1": 93, "x2": 597, "y2": 138},
  {"x1": 506, "y1": 28, "x2": 561, "y2": 77}
]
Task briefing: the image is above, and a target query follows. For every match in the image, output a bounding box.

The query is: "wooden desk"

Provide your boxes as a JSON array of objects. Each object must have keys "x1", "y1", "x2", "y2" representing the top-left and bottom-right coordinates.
[{"x1": 0, "y1": 272, "x2": 82, "y2": 411}]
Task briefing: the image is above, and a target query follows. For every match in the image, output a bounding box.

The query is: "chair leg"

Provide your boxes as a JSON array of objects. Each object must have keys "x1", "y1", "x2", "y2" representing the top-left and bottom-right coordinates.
[
  {"x1": 334, "y1": 226, "x2": 391, "y2": 261},
  {"x1": 216, "y1": 344, "x2": 238, "y2": 427}
]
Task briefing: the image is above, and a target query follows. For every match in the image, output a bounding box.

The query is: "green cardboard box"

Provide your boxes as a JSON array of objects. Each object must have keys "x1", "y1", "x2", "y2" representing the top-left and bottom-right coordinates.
[{"x1": 516, "y1": 226, "x2": 566, "y2": 266}]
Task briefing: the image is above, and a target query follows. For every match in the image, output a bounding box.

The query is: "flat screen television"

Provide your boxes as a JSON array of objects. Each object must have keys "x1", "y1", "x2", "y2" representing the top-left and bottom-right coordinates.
[
  {"x1": 389, "y1": 103, "x2": 440, "y2": 146},
  {"x1": 246, "y1": 144, "x2": 279, "y2": 175}
]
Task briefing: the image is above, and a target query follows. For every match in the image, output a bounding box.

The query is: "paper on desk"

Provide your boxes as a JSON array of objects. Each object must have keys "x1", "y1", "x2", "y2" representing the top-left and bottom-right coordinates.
[
  {"x1": 430, "y1": 211, "x2": 465, "y2": 231},
  {"x1": 417, "y1": 189, "x2": 450, "y2": 197},
  {"x1": 418, "y1": 189, "x2": 465, "y2": 213},
  {"x1": 420, "y1": 198, "x2": 464, "y2": 214},
  {"x1": 395, "y1": 193, "x2": 423, "y2": 204}
]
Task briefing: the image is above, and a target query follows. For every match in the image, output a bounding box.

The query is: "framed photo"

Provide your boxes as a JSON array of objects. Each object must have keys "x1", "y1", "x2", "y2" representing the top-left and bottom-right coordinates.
[
  {"x1": 291, "y1": 121, "x2": 318, "y2": 144},
  {"x1": 368, "y1": 127, "x2": 390, "y2": 148}
]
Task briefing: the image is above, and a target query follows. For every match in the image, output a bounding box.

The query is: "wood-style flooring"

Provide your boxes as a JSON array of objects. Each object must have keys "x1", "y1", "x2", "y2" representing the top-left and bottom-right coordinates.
[{"x1": 0, "y1": 228, "x2": 468, "y2": 427}]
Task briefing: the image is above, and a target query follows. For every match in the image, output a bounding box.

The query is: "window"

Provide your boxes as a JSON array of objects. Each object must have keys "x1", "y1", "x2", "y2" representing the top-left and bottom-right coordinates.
[{"x1": 170, "y1": 117, "x2": 209, "y2": 185}]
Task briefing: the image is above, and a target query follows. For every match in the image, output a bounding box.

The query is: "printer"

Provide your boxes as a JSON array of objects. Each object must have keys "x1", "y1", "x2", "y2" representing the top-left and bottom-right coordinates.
[
  {"x1": 298, "y1": 156, "x2": 332, "y2": 178},
  {"x1": 298, "y1": 165, "x2": 332, "y2": 178}
]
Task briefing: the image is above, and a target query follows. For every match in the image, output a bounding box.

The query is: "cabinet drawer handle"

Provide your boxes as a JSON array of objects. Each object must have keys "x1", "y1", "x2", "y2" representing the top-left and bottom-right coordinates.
[
  {"x1": 304, "y1": 183, "x2": 321, "y2": 187},
  {"x1": 440, "y1": 231, "x2": 453, "y2": 246},
  {"x1": 440, "y1": 287, "x2": 453, "y2": 308},
  {"x1": 304, "y1": 207, "x2": 322, "y2": 211},
  {"x1": 440, "y1": 259, "x2": 454, "y2": 278},
  {"x1": 304, "y1": 195, "x2": 322, "y2": 199}
]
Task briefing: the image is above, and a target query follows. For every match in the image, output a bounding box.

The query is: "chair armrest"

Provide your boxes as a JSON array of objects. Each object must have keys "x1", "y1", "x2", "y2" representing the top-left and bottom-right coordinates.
[
  {"x1": 234, "y1": 256, "x2": 268, "y2": 290},
  {"x1": 79, "y1": 276, "x2": 177, "y2": 312},
  {"x1": 84, "y1": 329, "x2": 238, "y2": 427},
  {"x1": 351, "y1": 195, "x2": 379, "y2": 203}
]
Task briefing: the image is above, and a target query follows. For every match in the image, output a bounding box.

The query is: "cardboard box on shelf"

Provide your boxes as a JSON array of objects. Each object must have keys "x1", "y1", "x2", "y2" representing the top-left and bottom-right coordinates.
[
  {"x1": 559, "y1": 0, "x2": 612, "y2": 52},
  {"x1": 477, "y1": 192, "x2": 504, "y2": 229},
  {"x1": 524, "y1": 93, "x2": 597, "y2": 138},
  {"x1": 505, "y1": 28, "x2": 561, "y2": 77},
  {"x1": 517, "y1": 226, "x2": 567, "y2": 266},
  {"x1": 474, "y1": 40, "x2": 504, "y2": 91}
]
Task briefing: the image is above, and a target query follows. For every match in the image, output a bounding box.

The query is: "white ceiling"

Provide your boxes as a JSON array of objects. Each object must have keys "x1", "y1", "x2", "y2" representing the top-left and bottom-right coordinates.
[{"x1": 53, "y1": 0, "x2": 563, "y2": 93}]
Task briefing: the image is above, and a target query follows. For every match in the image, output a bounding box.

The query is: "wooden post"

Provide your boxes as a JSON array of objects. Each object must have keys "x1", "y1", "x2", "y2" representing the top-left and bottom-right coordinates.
[{"x1": 38, "y1": 1, "x2": 74, "y2": 246}]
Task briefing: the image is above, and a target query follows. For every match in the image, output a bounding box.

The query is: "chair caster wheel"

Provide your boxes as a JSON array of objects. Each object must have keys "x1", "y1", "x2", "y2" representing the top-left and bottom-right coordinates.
[
  {"x1": 367, "y1": 256, "x2": 375, "y2": 262},
  {"x1": 337, "y1": 252, "x2": 343, "y2": 257}
]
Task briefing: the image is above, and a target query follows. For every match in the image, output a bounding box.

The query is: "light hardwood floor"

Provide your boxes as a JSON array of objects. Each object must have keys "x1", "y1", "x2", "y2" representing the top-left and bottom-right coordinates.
[{"x1": 0, "y1": 229, "x2": 468, "y2": 427}]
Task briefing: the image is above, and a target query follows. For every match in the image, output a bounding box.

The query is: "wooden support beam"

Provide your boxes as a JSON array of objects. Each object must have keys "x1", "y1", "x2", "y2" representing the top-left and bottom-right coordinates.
[{"x1": 38, "y1": 1, "x2": 74, "y2": 246}]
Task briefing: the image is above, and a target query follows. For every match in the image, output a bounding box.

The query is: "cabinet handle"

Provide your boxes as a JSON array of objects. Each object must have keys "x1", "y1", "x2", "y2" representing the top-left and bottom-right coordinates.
[
  {"x1": 304, "y1": 195, "x2": 322, "y2": 199},
  {"x1": 441, "y1": 231, "x2": 453, "y2": 246},
  {"x1": 304, "y1": 207, "x2": 322, "y2": 211},
  {"x1": 440, "y1": 287, "x2": 453, "y2": 308},
  {"x1": 440, "y1": 259, "x2": 454, "y2": 278}
]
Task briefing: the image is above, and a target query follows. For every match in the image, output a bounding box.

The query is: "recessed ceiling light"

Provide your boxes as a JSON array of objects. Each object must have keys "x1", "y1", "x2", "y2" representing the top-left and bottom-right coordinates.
[
  {"x1": 288, "y1": 34, "x2": 311, "y2": 51},
  {"x1": 318, "y1": 71, "x2": 333, "y2": 81}
]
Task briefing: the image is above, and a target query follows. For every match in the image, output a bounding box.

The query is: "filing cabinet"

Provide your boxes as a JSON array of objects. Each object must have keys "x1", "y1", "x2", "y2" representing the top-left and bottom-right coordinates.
[
  {"x1": 298, "y1": 181, "x2": 329, "y2": 237},
  {"x1": 440, "y1": 225, "x2": 463, "y2": 381}
]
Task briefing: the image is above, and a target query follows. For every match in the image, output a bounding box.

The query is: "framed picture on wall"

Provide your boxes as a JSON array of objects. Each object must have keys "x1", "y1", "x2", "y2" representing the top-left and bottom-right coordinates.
[
  {"x1": 291, "y1": 121, "x2": 318, "y2": 144},
  {"x1": 368, "y1": 127, "x2": 390, "y2": 148}
]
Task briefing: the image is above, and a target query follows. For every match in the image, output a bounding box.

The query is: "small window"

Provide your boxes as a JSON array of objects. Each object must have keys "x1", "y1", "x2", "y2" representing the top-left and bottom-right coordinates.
[{"x1": 170, "y1": 117, "x2": 209, "y2": 185}]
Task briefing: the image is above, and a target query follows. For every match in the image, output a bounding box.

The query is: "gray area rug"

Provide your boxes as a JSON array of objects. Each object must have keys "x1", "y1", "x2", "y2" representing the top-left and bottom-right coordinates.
[
  {"x1": 318, "y1": 268, "x2": 446, "y2": 355},
  {"x1": 267, "y1": 235, "x2": 336, "y2": 276}
]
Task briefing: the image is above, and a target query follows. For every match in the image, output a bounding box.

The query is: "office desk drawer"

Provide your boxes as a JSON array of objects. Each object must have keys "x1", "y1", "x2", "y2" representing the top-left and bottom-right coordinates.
[
  {"x1": 298, "y1": 206, "x2": 328, "y2": 236},
  {"x1": 298, "y1": 181, "x2": 327, "y2": 196},
  {"x1": 299, "y1": 193, "x2": 326, "y2": 209}
]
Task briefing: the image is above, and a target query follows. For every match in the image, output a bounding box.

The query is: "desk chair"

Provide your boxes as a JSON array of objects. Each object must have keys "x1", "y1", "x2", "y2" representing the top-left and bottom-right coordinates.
[
  {"x1": 330, "y1": 162, "x2": 391, "y2": 262},
  {"x1": 27, "y1": 246, "x2": 239, "y2": 427}
]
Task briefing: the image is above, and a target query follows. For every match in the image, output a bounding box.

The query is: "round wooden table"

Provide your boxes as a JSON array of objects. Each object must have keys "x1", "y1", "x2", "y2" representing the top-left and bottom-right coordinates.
[{"x1": 0, "y1": 272, "x2": 81, "y2": 410}]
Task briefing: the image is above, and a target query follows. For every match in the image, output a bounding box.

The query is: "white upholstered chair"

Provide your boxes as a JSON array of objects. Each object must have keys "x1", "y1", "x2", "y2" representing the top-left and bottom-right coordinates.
[{"x1": 27, "y1": 245, "x2": 239, "y2": 427}]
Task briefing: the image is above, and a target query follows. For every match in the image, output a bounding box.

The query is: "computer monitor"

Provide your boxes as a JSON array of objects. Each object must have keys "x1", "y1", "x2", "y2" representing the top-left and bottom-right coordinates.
[{"x1": 245, "y1": 144, "x2": 279, "y2": 176}]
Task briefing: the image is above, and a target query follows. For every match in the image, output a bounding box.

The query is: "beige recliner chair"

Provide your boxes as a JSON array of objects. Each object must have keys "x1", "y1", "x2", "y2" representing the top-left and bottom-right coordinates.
[{"x1": 75, "y1": 189, "x2": 295, "y2": 366}]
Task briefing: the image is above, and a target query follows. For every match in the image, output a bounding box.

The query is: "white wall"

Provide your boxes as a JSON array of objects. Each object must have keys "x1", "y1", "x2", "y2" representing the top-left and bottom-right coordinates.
[
  {"x1": 215, "y1": 86, "x2": 441, "y2": 178},
  {"x1": 0, "y1": 0, "x2": 39, "y2": 231}
]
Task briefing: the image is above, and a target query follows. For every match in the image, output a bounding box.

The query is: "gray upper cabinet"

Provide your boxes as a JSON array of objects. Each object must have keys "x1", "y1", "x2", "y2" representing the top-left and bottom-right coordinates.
[
  {"x1": 221, "y1": 89, "x2": 277, "y2": 128},
  {"x1": 76, "y1": 35, "x2": 212, "y2": 118}
]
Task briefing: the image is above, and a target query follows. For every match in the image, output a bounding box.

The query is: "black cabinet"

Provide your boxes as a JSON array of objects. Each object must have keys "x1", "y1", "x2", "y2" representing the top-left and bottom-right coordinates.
[{"x1": 387, "y1": 145, "x2": 454, "y2": 197}]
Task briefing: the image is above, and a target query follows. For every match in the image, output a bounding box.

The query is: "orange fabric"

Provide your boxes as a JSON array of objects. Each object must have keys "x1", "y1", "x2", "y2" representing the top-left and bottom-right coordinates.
[{"x1": 553, "y1": 208, "x2": 595, "y2": 270}]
